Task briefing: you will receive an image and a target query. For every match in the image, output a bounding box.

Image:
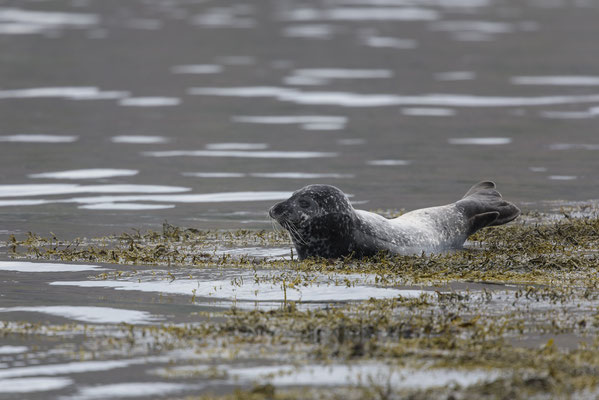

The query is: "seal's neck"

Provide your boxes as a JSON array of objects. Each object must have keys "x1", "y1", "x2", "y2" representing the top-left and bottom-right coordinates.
[{"x1": 293, "y1": 213, "x2": 355, "y2": 260}]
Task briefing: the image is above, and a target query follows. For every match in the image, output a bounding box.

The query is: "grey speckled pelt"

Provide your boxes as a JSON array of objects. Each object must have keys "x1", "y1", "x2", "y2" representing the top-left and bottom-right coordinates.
[{"x1": 269, "y1": 181, "x2": 520, "y2": 260}]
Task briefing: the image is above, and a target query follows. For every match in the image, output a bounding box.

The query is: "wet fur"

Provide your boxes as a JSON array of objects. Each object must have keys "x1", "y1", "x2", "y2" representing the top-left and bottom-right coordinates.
[{"x1": 269, "y1": 181, "x2": 520, "y2": 260}]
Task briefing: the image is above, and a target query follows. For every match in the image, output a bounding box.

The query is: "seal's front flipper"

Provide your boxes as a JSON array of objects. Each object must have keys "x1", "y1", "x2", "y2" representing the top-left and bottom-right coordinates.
[{"x1": 458, "y1": 181, "x2": 520, "y2": 236}]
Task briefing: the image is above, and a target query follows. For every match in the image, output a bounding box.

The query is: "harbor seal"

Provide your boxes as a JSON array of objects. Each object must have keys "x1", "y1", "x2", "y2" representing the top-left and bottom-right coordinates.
[{"x1": 269, "y1": 181, "x2": 520, "y2": 260}]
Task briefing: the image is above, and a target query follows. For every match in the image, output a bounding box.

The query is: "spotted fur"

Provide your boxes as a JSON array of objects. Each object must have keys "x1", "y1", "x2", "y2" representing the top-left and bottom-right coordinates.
[{"x1": 269, "y1": 182, "x2": 520, "y2": 260}]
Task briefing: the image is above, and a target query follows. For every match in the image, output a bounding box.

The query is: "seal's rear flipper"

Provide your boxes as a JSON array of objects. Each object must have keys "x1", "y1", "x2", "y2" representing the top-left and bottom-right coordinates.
[
  {"x1": 468, "y1": 211, "x2": 500, "y2": 233},
  {"x1": 458, "y1": 181, "x2": 520, "y2": 235},
  {"x1": 462, "y1": 181, "x2": 496, "y2": 198}
]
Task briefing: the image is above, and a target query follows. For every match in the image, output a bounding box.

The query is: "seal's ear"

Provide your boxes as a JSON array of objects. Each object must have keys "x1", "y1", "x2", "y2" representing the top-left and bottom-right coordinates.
[{"x1": 462, "y1": 181, "x2": 496, "y2": 198}]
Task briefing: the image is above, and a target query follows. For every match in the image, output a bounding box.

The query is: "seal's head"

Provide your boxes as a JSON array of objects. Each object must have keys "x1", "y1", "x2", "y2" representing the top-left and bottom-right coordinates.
[{"x1": 269, "y1": 184, "x2": 356, "y2": 260}]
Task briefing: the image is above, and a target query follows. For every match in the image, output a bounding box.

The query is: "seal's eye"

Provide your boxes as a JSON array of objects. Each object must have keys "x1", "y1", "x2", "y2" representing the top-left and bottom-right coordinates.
[{"x1": 298, "y1": 198, "x2": 310, "y2": 209}]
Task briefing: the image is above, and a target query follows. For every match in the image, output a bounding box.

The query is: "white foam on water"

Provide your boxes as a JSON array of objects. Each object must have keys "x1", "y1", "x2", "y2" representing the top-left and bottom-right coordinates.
[
  {"x1": 0, "y1": 261, "x2": 105, "y2": 273},
  {"x1": 182, "y1": 172, "x2": 247, "y2": 178},
  {"x1": 511, "y1": 76, "x2": 599, "y2": 86},
  {"x1": 205, "y1": 142, "x2": 269, "y2": 150},
  {"x1": 401, "y1": 107, "x2": 456, "y2": 116},
  {"x1": 50, "y1": 278, "x2": 424, "y2": 303},
  {"x1": 170, "y1": 64, "x2": 223, "y2": 74},
  {"x1": 250, "y1": 172, "x2": 354, "y2": 179},
  {"x1": 143, "y1": 150, "x2": 338, "y2": 159},
  {"x1": 0, "y1": 87, "x2": 128, "y2": 100},
  {"x1": 283, "y1": 24, "x2": 334, "y2": 38},
  {"x1": 363, "y1": 36, "x2": 418, "y2": 49},
  {"x1": 118, "y1": 97, "x2": 181, "y2": 107},
  {"x1": 529, "y1": 167, "x2": 548, "y2": 172},
  {"x1": 292, "y1": 68, "x2": 393, "y2": 79},
  {"x1": 367, "y1": 159, "x2": 411, "y2": 166},
  {"x1": 434, "y1": 71, "x2": 476, "y2": 81},
  {"x1": 0, "y1": 184, "x2": 189, "y2": 198},
  {"x1": 110, "y1": 135, "x2": 169, "y2": 144},
  {"x1": 28, "y1": 169, "x2": 139, "y2": 180},
  {"x1": 0, "y1": 356, "x2": 170, "y2": 379},
  {"x1": 548, "y1": 175, "x2": 577, "y2": 181},
  {"x1": 62, "y1": 382, "x2": 201, "y2": 400},
  {"x1": 0, "y1": 346, "x2": 28, "y2": 354},
  {"x1": 549, "y1": 143, "x2": 599, "y2": 150},
  {"x1": 0, "y1": 134, "x2": 78, "y2": 143},
  {"x1": 0, "y1": 306, "x2": 161, "y2": 324},
  {"x1": 448, "y1": 137, "x2": 512, "y2": 145},
  {"x1": 0, "y1": 377, "x2": 73, "y2": 393},
  {"x1": 190, "y1": 86, "x2": 599, "y2": 108},
  {"x1": 79, "y1": 203, "x2": 176, "y2": 210},
  {"x1": 228, "y1": 363, "x2": 500, "y2": 389},
  {"x1": 283, "y1": 7, "x2": 440, "y2": 21}
]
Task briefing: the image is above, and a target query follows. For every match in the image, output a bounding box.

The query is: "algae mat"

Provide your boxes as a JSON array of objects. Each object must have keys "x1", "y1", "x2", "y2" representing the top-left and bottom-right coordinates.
[{"x1": 1, "y1": 207, "x2": 599, "y2": 399}]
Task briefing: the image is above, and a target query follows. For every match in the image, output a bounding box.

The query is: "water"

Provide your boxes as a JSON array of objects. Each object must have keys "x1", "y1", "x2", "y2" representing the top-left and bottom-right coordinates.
[
  {"x1": 2, "y1": 0, "x2": 599, "y2": 397},
  {"x1": 0, "y1": 0, "x2": 598, "y2": 239}
]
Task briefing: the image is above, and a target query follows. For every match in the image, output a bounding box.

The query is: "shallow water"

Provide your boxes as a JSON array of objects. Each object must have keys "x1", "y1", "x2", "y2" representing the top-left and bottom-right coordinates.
[
  {"x1": 0, "y1": 0, "x2": 598, "y2": 238},
  {"x1": 0, "y1": 258, "x2": 546, "y2": 398},
  {"x1": 2, "y1": 0, "x2": 599, "y2": 397}
]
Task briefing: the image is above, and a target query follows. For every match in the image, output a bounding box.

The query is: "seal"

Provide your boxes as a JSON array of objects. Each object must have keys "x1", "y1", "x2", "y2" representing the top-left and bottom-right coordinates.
[{"x1": 269, "y1": 181, "x2": 520, "y2": 260}]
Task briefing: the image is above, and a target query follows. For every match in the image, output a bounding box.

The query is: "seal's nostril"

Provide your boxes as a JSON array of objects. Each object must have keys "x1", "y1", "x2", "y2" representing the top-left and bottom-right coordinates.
[{"x1": 269, "y1": 203, "x2": 283, "y2": 219}]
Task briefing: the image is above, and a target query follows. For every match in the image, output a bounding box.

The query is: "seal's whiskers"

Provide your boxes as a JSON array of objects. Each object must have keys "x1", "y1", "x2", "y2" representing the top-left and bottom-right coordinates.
[{"x1": 285, "y1": 222, "x2": 308, "y2": 246}]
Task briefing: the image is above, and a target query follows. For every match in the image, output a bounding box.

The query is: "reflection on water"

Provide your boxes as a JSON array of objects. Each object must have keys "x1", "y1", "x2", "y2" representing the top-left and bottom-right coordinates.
[
  {"x1": 0, "y1": 87, "x2": 127, "y2": 100},
  {"x1": 511, "y1": 76, "x2": 599, "y2": 86},
  {"x1": 170, "y1": 64, "x2": 223, "y2": 74},
  {"x1": 29, "y1": 169, "x2": 139, "y2": 180},
  {"x1": 190, "y1": 87, "x2": 599, "y2": 107},
  {"x1": 0, "y1": 134, "x2": 78, "y2": 143},
  {"x1": 110, "y1": 135, "x2": 169, "y2": 144},
  {"x1": 0, "y1": 0, "x2": 596, "y2": 231},
  {"x1": 0, "y1": 184, "x2": 189, "y2": 197},
  {"x1": 0, "y1": 306, "x2": 161, "y2": 324},
  {"x1": 401, "y1": 107, "x2": 455, "y2": 116},
  {"x1": 448, "y1": 137, "x2": 512, "y2": 145},
  {"x1": 1, "y1": 0, "x2": 599, "y2": 396},
  {"x1": 143, "y1": 150, "x2": 338, "y2": 158},
  {"x1": 118, "y1": 97, "x2": 181, "y2": 107}
]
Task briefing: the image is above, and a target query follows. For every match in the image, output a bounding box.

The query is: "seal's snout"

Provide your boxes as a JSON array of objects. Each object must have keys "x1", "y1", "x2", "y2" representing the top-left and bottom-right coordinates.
[{"x1": 269, "y1": 201, "x2": 286, "y2": 220}]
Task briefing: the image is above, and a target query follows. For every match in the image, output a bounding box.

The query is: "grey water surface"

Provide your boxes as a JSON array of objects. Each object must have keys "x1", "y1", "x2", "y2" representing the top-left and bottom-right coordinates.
[
  {"x1": 0, "y1": 0, "x2": 598, "y2": 239},
  {"x1": 1, "y1": 0, "x2": 599, "y2": 398}
]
